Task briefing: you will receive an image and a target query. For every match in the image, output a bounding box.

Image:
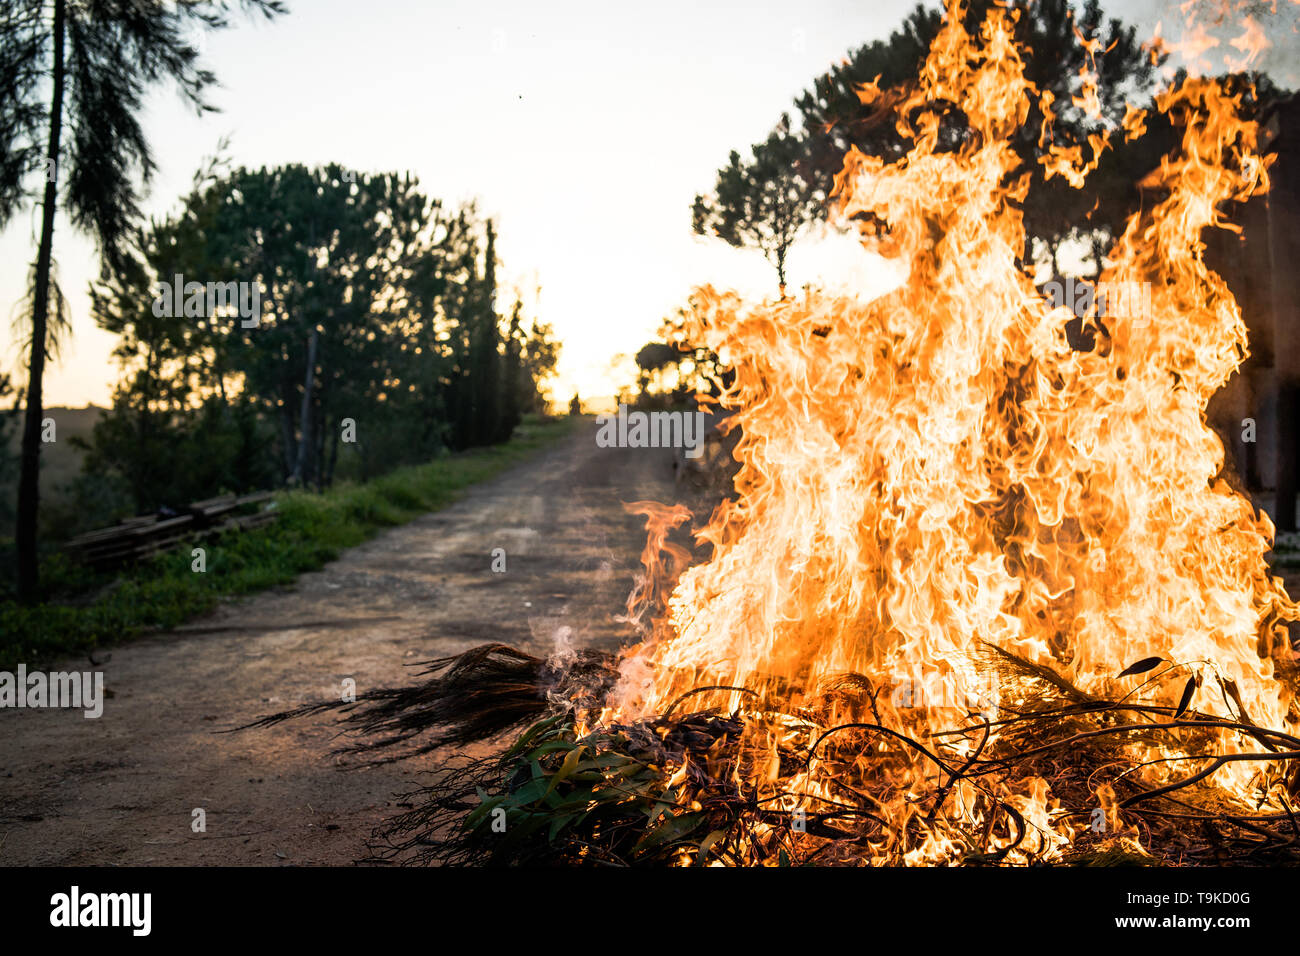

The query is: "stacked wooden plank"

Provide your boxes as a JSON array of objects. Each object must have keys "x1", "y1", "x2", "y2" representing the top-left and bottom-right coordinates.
[{"x1": 63, "y1": 491, "x2": 278, "y2": 570}]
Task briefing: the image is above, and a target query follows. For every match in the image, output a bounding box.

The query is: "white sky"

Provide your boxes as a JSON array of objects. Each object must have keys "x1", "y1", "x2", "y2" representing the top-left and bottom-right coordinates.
[{"x1": 2, "y1": 0, "x2": 1295, "y2": 408}]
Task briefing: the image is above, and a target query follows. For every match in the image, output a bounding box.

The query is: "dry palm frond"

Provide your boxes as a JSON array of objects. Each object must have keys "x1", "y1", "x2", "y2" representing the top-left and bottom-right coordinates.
[
  {"x1": 238, "y1": 643, "x2": 618, "y2": 762},
  {"x1": 10, "y1": 258, "x2": 73, "y2": 365}
]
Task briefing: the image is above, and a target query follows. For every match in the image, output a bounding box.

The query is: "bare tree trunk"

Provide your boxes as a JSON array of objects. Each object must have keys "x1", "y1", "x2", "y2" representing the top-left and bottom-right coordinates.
[
  {"x1": 291, "y1": 326, "x2": 319, "y2": 485},
  {"x1": 313, "y1": 401, "x2": 326, "y2": 491},
  {"x1": 16, "y1": 0, "x2": 66, "y2": 603},
  {"x1": 326, "y1": 416, "x2": 340, "y2": 487},
  {"x1": 279, "y1": 388, "x2": 296, "y2": 482}
]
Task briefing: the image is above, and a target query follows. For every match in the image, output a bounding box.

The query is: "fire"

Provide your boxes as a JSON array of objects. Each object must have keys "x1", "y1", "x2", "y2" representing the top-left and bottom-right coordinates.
[{"x1": 600, "y1": 0, "x2": 1299, "y2": 864}]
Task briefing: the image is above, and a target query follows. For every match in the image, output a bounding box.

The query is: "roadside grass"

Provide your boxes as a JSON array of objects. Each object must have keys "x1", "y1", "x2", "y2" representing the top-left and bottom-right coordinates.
[{"x1": 0, "y1": 415, "x2": 579, "y2": 670}]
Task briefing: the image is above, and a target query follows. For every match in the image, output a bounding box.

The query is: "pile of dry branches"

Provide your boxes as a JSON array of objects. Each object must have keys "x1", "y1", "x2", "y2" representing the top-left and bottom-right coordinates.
[{"x1": 250, "y1": 641, "x2": 1300, "y2": 866}]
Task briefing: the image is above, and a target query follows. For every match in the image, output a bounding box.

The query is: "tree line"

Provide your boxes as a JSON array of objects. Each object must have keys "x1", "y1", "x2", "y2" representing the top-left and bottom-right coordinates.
[
  {"x1": 635, "y1": 0, "x2": 1285, "y2": 402},
  {"x1": 692, "y1": 0, "x2": 1168, "y2": 292},
  {"x1": 81, "y1": 159, "x2": 558, "y2": 515},
  {"x1": 0, "y1": 1, "x2": 557, "y2": 602}
]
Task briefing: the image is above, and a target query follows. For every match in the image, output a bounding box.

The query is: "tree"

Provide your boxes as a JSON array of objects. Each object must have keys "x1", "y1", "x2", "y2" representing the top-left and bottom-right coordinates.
[
  {"x1": 86, "y1": 178, "x2": 279, "y2": 513},
  {"x1": 0, "y1": 0, "x2": 285, "y2": 602},
  {"x1": 692, "y1": 114, "x2": 822, "y2": 296},
  {"x1": 466, "y1": 221, "x2": 503, "y2": 446},
  {"x1": 630, "y1": 295, "x2": 733, "y2": 406},
  {"x1": 634, "y1": 342, "x2": 681, "y2": 401},
  {"x1": 193, "y1": 164, "x2": 453, "y2": 482},
  {"x1": 520, "y1": 319, "x2": 560, "y2": 413},
  {"x1": 497, "y1": 299, "x2": 525, "y2": 442},
  {"x1": 85, "y1": 159, "x2": 536, "y2": 501}
]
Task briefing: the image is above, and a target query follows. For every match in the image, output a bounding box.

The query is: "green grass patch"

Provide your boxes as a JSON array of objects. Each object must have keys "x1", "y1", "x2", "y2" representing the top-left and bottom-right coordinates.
[{"x1": 0, "y1": 415, "x2": 579, "y2": 670}]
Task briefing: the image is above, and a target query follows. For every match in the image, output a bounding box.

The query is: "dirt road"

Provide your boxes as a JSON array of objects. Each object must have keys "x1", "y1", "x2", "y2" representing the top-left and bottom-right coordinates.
[{"x1": 0, "y1": 422, "x2": 682, "y2": 865}]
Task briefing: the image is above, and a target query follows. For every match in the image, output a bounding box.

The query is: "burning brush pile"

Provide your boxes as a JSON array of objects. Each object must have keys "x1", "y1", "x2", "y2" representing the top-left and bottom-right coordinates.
[{"x1": 263, "y1": 0, "x2": 1300, "y2": 865}]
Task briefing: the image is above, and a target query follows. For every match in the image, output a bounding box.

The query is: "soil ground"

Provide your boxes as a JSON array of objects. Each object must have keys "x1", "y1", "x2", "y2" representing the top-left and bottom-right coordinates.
[{"x1": 0, "y1": 422, "x2": 682, "y2": 865}]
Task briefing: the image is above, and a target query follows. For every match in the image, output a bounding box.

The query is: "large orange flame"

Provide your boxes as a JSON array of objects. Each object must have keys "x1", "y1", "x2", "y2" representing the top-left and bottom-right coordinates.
[{"x1": 603, "y1": 0, "x2": 1298, "y2": 862}]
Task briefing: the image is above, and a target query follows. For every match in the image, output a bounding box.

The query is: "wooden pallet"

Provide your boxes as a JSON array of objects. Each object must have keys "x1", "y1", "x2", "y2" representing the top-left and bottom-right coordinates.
[{"x1": 63, "y1": 491, "x2": 279, "y2": 570}]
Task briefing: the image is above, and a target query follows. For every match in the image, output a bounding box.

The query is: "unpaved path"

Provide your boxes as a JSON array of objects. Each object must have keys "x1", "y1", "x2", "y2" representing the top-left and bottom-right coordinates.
[{"x1": 0, "y1": 422, "x2": 682, "y2": 865}]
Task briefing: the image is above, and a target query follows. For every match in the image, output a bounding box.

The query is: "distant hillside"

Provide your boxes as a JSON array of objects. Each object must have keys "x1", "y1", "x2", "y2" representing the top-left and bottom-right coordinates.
[{"x1": 2, "y1": 405, "x2": 105, "y2": 534}]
